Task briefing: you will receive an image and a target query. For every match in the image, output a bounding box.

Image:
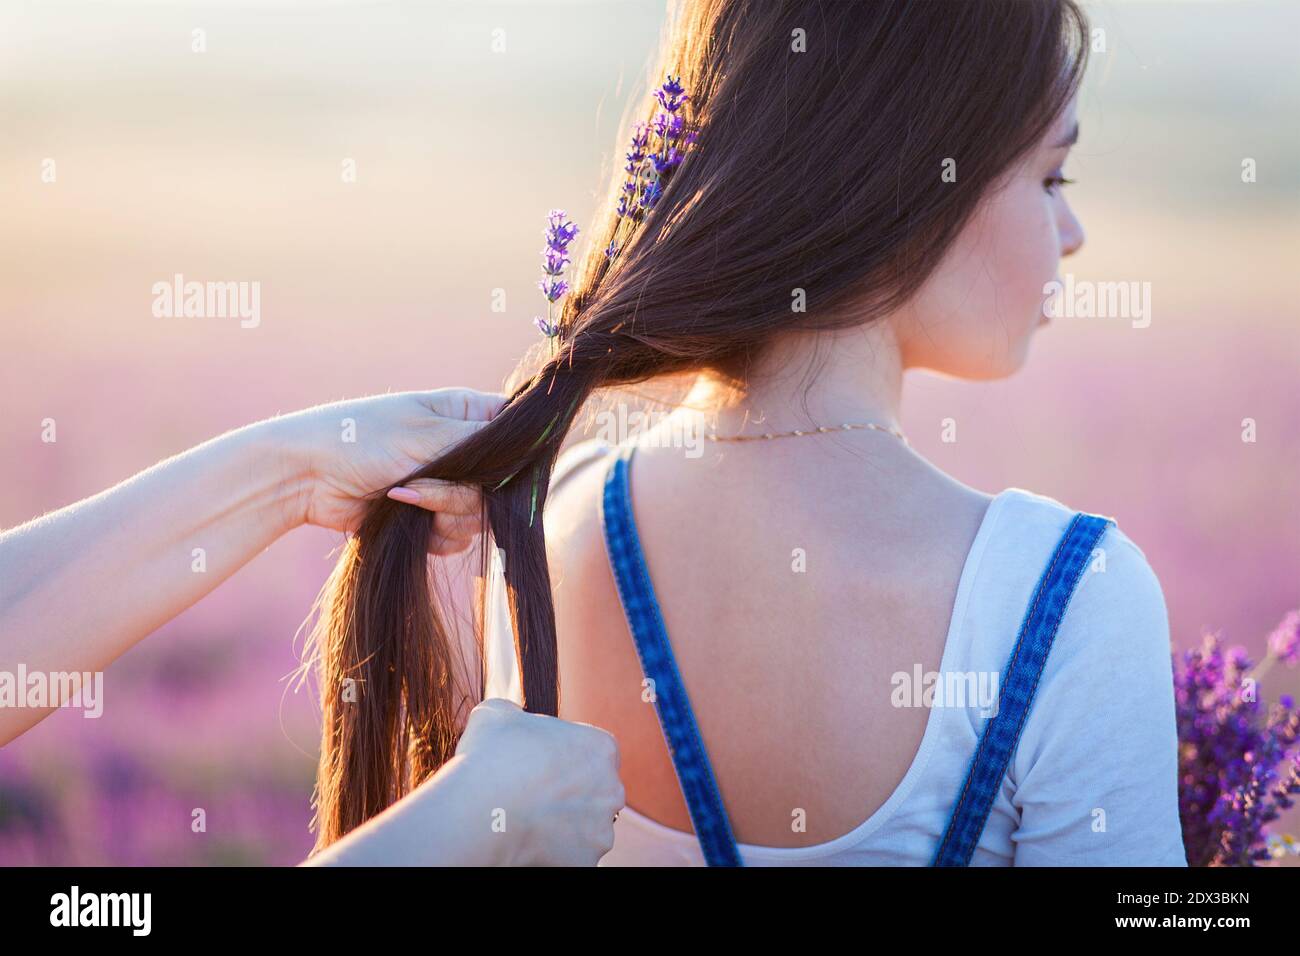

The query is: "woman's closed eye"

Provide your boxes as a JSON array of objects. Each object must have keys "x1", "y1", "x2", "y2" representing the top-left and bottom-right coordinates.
[{"x1": 1043, "y1": 172, "x2": 1076, "y2": 195}]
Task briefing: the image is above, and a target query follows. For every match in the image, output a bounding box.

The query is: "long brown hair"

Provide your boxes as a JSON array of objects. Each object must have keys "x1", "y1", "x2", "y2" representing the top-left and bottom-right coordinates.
[{"x1": 306, "y1": 0, "x2": 1090, "y2": 850}]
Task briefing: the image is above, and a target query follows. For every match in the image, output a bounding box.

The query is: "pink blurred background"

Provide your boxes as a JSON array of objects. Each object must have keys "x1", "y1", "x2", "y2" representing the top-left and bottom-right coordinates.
[{"x1": 1, "y1": 0, "x2": 1297, "y2": 864}]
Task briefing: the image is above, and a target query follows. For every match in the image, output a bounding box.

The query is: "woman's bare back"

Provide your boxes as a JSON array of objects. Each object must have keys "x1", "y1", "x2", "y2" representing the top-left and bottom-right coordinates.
[{"x1": 545, "y1": 427, "x2": 994, "y2": 847}]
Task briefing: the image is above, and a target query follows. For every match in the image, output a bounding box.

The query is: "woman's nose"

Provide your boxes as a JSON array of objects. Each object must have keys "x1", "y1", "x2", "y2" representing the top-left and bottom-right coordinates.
[{"x1": 1060, "y1": 206, "x2": 1085, "y2": 258}]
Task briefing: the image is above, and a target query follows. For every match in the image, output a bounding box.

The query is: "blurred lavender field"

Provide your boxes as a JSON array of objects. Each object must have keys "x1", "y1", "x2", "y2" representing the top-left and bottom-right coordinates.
[{"x1": 1, "y1": 0, "x2": 1297, "y2": 865}]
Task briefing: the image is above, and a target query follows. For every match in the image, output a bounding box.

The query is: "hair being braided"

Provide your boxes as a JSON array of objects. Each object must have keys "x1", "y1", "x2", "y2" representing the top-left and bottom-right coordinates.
[{"x1": 305, "y1": 0, "x2": 1089, "y2": 850}]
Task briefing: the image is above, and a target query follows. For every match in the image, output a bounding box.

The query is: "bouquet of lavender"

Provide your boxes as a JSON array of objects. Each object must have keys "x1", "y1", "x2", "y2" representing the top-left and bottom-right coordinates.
[{"x1": 1175, "y1": 609, "x2": 1300, "y2": 865}]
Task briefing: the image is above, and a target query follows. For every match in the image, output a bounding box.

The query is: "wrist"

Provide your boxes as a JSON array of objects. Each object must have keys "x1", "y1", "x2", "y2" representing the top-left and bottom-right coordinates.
[
  {"x1": 430, "y1": 754, "x2": 516, "y2": 866},
  {"x1": 240, "y1": 416, "x2": 315, "y2": 535},
  {"x1": 302, "y1": 757, "x2": 499, "y2": 867}
]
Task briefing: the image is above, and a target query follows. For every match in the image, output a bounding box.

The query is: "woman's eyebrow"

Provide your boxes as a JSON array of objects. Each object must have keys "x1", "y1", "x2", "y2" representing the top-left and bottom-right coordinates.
[{"x1": 1053, "y1": 123, "x2": 1079, "y2": 148}]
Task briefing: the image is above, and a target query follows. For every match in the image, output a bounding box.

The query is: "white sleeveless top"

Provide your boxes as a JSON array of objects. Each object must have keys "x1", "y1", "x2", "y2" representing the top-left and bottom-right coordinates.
[{"x1": 484, "y1": 440, "x2": 1188, "y2": 866}]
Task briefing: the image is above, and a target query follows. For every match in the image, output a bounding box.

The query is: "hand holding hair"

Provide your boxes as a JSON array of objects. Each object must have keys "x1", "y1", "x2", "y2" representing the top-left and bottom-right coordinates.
[
  {"x1": 278, "y1": 387, "x2": 507, "y2": 554},
  {"x1": 0, "y1": 387, "x2": 503, "y2": 745},
  {"x1": 303, "y1": 697, "x2": 624, "y2": 867}
]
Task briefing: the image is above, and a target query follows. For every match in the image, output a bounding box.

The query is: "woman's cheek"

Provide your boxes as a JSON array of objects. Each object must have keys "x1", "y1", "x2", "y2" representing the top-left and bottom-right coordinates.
[{"x1": 992, "y1": 189, "x2": 1059, "y2": 329}]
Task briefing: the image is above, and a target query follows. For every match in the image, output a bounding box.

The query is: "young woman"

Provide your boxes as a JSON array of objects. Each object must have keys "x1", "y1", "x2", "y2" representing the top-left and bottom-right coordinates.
[{"x1": 310, "y1": 0, "x2": 1188, "y2": 865}]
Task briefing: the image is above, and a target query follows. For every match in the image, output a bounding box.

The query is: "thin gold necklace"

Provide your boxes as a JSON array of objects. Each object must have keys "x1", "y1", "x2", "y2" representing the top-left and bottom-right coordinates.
[{"x1": 705, "y1": 420, "x2": 910, "y2": 445}]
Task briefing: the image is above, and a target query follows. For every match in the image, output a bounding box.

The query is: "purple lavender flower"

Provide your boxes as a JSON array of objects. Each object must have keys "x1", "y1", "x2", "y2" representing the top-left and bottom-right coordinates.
[
  {"x1": 638, "y1": 178, "x2": 663, "y2": 211},
  {"x1": 541, "y1": 250, "x2": 568, "y2": 277},
  {"x1": 533, "y1": 209, "x2": 578, "y2": 346},
  {"x1": 653, "y1": 110, "x2": 686, "y2": 142},
  {"x1": 609, "y1": 75, "x2": 698, "y2": 233},
  {"x1": 529, "y1": 78, "x2": 698, "y2": 345},
  {"x1": 651, "y1": 147, "x2": 684, "y2": 176},
  {"x1": 655, "y1": 74, "x2": 689, "y2": 113},
  {"x1": 624, "y1": 122, "x2": 650, "y2": 175},
  {"x1": 1267, "y1": 610, "x2": 1300, "y2": 667},
  {"x1": 1175, "y1": 627, "x2": 1300, "y2": 865},
  {"x1": 544, "y1": 208, "x2": 579, "y2": 250},
  {"x1": 538, "y1": 277, "x2": 569, "y2": 303}
]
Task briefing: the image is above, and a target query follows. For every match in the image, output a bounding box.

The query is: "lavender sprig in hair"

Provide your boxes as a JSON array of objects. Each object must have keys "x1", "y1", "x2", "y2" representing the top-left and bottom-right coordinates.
[
  {"x1": 532, "y1": 208, "x2": 579, "y2": 354},
  {"x1": 518, "y1": 76, "x2": 697, "y2": 524},
  {"x1": 608, "y1": 73, "x2": 698, "y2": 261},
  {"x1": 530, "y1": 74, "x2": 698, "y2": 348},
  {"x1": 1174, "y1": 610, "x2": 1300, "y2": 865}
]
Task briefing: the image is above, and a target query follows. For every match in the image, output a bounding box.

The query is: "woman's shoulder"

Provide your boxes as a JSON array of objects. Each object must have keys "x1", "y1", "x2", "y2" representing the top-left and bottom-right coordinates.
[
  {"x1": 985, "y1": 486, "x2": 1172, "y2": 719},
  {"x1": 994, "y1": 485, "x2": 1158, "y2": 578},
  {"x1": 998, "y1": 489, "x2": 1183, "y2": 864},
  {"x1": 989, "y1": 485, "x2": 1166, "y2": 629},
  {"x1": 544, "y1": 438, "x2": 621, "y2": 594},
  {"x1": 552, "y1": 437, "x2": 617, "y2": 491}
]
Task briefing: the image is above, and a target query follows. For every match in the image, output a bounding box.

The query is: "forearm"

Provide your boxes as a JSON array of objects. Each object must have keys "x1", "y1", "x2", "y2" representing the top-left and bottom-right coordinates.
[
  {"x1": 302, "y1": 755, "x2": 506, "y2": 867},
  {"x1": 0, "y1": 419, "x2": 308, "y2": 743}
]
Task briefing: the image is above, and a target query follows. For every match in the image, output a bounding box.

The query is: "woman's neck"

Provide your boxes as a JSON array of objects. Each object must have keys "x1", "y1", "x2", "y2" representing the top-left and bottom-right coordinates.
[{"x1": 684, "y1": 321, "x2": 907, "y2": 437}]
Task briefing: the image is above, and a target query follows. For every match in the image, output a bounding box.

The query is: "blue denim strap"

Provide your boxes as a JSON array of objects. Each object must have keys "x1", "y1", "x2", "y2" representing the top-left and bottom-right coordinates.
[
  {"x1": 932, "y1": 511, "x2": 1115, "y2": 866},
  {"x1": 600, "y1": 443, "x2": 744, "y2": 867}
]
